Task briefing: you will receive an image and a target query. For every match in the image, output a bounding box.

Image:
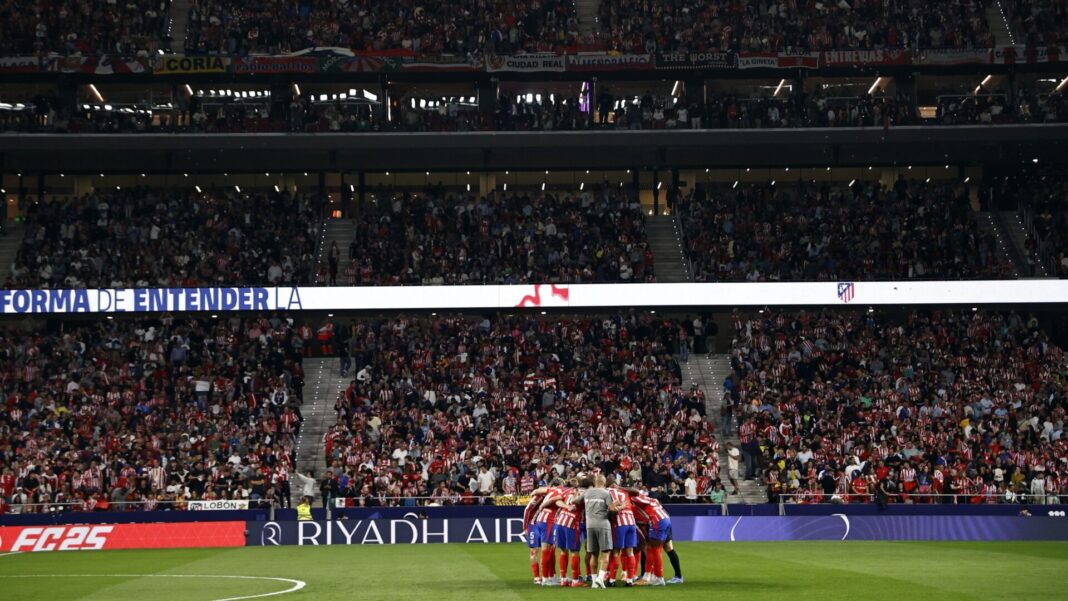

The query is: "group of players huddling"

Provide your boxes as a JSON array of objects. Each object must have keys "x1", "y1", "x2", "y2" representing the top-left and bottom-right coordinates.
[{"x1": 523, "y1": 474, "x2": 683, "y2": 588}]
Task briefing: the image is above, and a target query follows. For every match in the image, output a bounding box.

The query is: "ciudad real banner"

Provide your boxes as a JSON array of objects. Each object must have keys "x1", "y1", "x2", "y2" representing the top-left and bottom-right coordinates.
[{"x1": 4, "y1": 280, "x2": 1068, "y2": 315}]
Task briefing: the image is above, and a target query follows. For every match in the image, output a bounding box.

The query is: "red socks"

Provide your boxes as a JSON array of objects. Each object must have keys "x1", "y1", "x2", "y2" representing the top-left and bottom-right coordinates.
[
  {"x1": 558, "y1": 553, "x2": 569, "y2": 579},
  {"x1": 650, "y1": 547, "x2": 664, "y2": 578},
  {"x1": 606, "y1": 554, "x2": 619, "y2": 581},
  {"x1": 570, "y1": 554, "x2": 581, "y2": 580},
  {"x1": 625, "y1": 554, "x2": 638, "y2": 579},
  {"x1": 540, "y1": 548, "x2": 555, "y2": 578},
  {"x1": 531, "y1": 560, "x2": 540, "y2": 579}
]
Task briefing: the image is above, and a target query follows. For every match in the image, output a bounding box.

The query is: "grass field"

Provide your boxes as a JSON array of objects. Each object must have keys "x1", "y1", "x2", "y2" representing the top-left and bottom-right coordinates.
[{"x1": 1, "y1": 542, "x2": 1066, "y2": 601}]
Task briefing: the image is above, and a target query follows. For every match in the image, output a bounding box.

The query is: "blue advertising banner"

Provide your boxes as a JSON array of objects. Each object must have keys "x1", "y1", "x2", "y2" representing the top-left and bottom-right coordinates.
[{"x1": 245, "y1": 515, "x2": 1068, "y2": 546}]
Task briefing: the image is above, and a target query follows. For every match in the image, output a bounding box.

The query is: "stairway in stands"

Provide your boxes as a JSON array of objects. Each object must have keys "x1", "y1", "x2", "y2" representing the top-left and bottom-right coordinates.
[
  {"x1": 574, "y1": 0, "x2": 600, "y2": 35},
  {"x1": 317, "y1": 219, "x2": 355, "y2": 280},
  {"x1": 678, "y1": 353, "x2": 767, "y2": 504},
  {"x1": 292, "y1": 357, "x2": 347, "y2": 505},
  {"x1": 998, "y1": 211, "x2": 1052, "y2": 278},
  {"x1": 645, "y1": 216, "x2": 692, "y2": 282},
  {"x1": 0, "y1": 223, "x2": 24, "y2": 281},
  {"x1": 986, "y1": 1, "x2": 1016, "y2": 46},
  {"x1": 168, "y1": 0, "x2": 192, "y2": 52},
  {"x1": 976, "y1": 212, "x2": 1022, "y2": 278}
]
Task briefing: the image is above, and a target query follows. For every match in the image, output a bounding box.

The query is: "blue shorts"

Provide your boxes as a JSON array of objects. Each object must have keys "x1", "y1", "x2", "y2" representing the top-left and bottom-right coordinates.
[
  {"x1": 552, "y1": 525, "x2": 580, "y2": 552},
  {"x1": 649, "y1": 519, "x2": 672, "y2": 542},
  {"x1": 530, "y1": 522, "x2": 551, "y2": 548},
  {"x1": 614, "y1": 524, "x2": 638, "y2": 549}
]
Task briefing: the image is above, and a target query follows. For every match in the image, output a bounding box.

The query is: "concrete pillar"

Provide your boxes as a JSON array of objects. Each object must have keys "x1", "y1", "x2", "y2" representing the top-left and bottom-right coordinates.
[{"x1": 479, "y1": 173, "x2": 497, "y2": 196}]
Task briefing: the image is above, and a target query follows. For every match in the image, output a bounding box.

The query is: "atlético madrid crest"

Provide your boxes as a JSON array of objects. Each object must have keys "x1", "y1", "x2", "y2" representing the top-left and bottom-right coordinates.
[{"x1": 837, "y1": 282, "x2": 855, "y2": 303}]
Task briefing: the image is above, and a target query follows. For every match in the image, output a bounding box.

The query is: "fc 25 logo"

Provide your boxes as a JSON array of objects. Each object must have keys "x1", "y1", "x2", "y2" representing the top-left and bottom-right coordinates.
[{"x1": 9, "y1": 526, "x2": 113, "y2": 552}]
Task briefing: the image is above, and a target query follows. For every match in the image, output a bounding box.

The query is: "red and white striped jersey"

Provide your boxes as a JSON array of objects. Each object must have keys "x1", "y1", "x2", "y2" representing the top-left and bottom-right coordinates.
[
  {"x1": 609, "y1": 488, "x2": 636, "y2": 527},
  {"x1": 534, "y1": 486, "x2": 567, "y2": 523},
  {"x1": 631, "y1": 493, "x2": 669, "y2": 523},
  {"x1": 554, "y1": 492, "x2": 582, "y2": 531}
]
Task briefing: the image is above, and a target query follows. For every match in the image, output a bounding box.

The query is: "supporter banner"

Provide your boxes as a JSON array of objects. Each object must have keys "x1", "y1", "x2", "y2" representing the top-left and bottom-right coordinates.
[
  {"x1": 822, "y1": 49, "x2": 913, "y2": 67},
  {"x1": 568, "y1": 53, "x2": 653, "y2": 72},
  {"x1": 774, "y1": 52, "x2": 822, "y2": 69},
  {"x1": 46, "y1": 55, "x2": 150, "y2": 74},
  {"x1": 5, "y1": 280, "x2": 1068, "y2": 314},
  {"x1": 736, "y1": 52, "x2": 779, "y2": 70},
  {"x1": 0, "y1": 522, "x2": 245, "y2": 552},
  {"x1": 247, "y1": 518, "x2": 527, "y2": 546},
  {"x1": 232, "y1": 56, "x2": 319, "y2": 74},
  {"x1": 318, "y1": 55, "x2": 387, "y2": 74},
  {"x1": 656, "y1": 51, "x2": 735, "y2": 70},
  {"x1": 388, "y1": 55, "x2": 484, "y2": 72},
  {"x1": 491, "y1": 495, "x2": 533, "y2": 507},
  {"x1": 683, "y1": 516, "x2": 1068, "y2": 542},
  {"x1": 914, "y1": 48, "x2": 992, "y2": 66},
  {"x1": 155, "y1": 55, "x2": 230, "y2": 74},
  {"x1": 992, "y1": 45, "x2": 1067, "y2": 64},
  {"x1": 485, "y1": 53, "x2": 565, "y2": 73},
  {"x1": 188, "y1": 499, "x2": 250, "y2": 511},
  {"x1": 0, "y1": 56, "x2": 42, "y2": 73},
  {"x1": 736, "y1": 51, "x2": 820, "y2": 70}
]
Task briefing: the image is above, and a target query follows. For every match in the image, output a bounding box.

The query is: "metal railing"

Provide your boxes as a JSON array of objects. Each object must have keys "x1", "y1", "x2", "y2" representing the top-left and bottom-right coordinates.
[{"x1": 775, "y1": 491, "x2": 1063, "y2": 515}]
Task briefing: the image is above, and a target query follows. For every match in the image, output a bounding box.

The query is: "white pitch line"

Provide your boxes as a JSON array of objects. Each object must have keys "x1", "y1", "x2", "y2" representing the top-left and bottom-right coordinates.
[
  {"x1": 0, "y1": 574, "x2": 306, "y2": 601},
  {"x1": 0, "y1": 552, "x2": 20, "y2": 558}
]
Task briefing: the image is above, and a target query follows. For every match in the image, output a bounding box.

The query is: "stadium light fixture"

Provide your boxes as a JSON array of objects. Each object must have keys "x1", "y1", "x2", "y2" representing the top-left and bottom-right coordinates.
[
  {"x1": 1032, "y1": 158, "x2": 1039, "y2": 163},
  {"x1": 867, "y1": 77, "x2": 883, "y2": 96},
  {"x1": 274, "y1": 185, "x2": 280, "y2": 192},
  {"x1": 349, "y1": 184, "x2": 355, "y2": 192},
  {"x1": 363, "y1": 90, "x2": 378, "y2": 102},
  {"x1": 503, "y1": 183, "x2": 507, "y2": 191},
  {"x1": 467, "y1": 184, "x2": 471, "y2": 192},
  {"x1": 541, "y1": 183, "x2": 546, "y2": 191},
  {"x1": 1057, "y1": 76, "x2": 1068, "y2": 92},
  {"x1": 964, "y1": 177, "x2": 971, "y2": 183},
  {"x1": 88, "y1": 84, "x2": 104, "y2": 102},
  {"x1": 235, "y1": 185, "x2": 241, "y2": 193},
  {"x1": 770, "y1": 180, "x2": 776, "y2": 186},
  {"x1": 657, "y1": 181, "x2": 662, "y2": 190},
  {"x1": 849, "y1": 179, "x2": 856, "y2": 187},
  {"x1": 580, "y1": 182, "x2": 585, "y2": 191},
  {"x1": 195, "y1": 185, "x2": 202, "y2": 193},
  {"x1": 773, "y1": 79, "x2": 786, "y2": 97},
  {"x1": 733, "y1": 180, "x2": 738, "y2": 189},
  {"x1": 975, "y1": 75, "x2": 993, "y2": 95}
]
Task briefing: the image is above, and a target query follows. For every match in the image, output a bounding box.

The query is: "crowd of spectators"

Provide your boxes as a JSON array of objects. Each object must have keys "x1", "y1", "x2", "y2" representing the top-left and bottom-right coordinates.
[
  {"x1": 677, "y1": 178, "x2": 1016, "y2": 282},
  {"x1": 0, "y1": 315, "x2": 307, "y2": 514},
  {"x1": 595, "y1": 0, "x2": 995, "y2": 54},
  {"x1": 320, "y1": 313, "x2": 721, "y2": 507},
  {"x1": 183, "y1": 0, "x2": 579, "y2": 56},
  {"x1": 724, "y1": 309, "x2": 1067, "y2": 505},
  {"x1": 987, "y1": 169, "x2": 1068, "y2": 278},
  {"x1": 329, "y1": 185, "x2": 652, "y2": 285},
  {"x1": 937, "y1": 87, "x2": 1066, "y2": 125},
  {"x1": 1005, "y1": 0, "x2": 1068, "y2": 47},
  {"x1": 7, "y1": 187, "x2": 321, "y2": 289},
  {"x1": 0, "y1": 0, "x2": 170, "y2": 56}
]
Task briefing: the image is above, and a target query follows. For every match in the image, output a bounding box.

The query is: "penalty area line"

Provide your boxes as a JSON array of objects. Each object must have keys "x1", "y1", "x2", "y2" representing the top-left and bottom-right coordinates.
[{"x1": 0, "y1": 573, "x2": 307, "y2": 601}]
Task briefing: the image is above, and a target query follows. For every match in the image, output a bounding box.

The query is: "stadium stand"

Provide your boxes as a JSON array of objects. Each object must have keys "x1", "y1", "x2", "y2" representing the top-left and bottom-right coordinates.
[
  {"x1": 726, "y1": 309, "x2": 1067, "y2": 505},
  {"x1": 988, "y1": 169, "x2": 1068, "y2": 278},
  {"x1": 0, "y1": 0, "x2": 171, "y2": 56},
  {"x1": 6, "y1": 188, "x2": 320, "y2": 289},
  {"x1": 0, "y1": 315, "x2": 305, "y2": 514},
  {"x1": 676, "y1": 179, "x2": 1016, "y2": 282},
  {"x1": 595, "y1": 0, "x2": 995, "y2": 53},
  {"x1": 324, "y1": 313, "x2": 719, "y2": 507},
  {"x1": 332, "y1": 186, "x2": 652, "y2": 285},
  {"x1": 183, "y1": 0, "x2": 580, "y2": 56}
]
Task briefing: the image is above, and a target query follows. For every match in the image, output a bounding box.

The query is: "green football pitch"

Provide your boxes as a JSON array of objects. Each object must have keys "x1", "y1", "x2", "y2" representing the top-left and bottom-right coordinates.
[{"x1": 1, "y1": 541, "x2": 1066, "y2": 601}]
